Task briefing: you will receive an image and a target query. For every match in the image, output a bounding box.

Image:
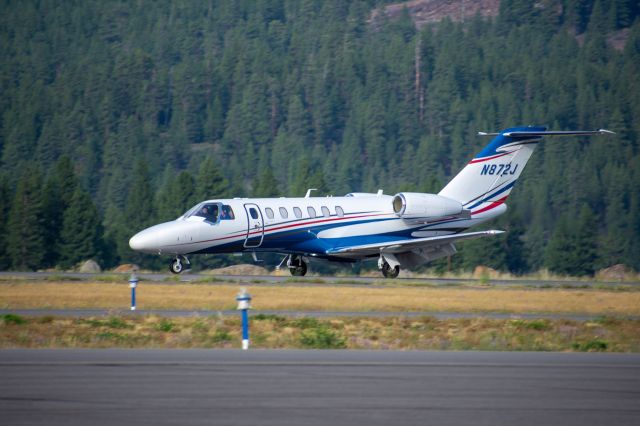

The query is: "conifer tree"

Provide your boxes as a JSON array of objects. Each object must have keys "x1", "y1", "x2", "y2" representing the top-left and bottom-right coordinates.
[
  {"x1": 545, "y1": 214, "x2": 576, "y2": 276},
  {"x1": 7, "y1": 167, "x2": 47, "y2": 270},
  {"x1": 1, "y1": 1, "x2": 640, "y2": 274},
  {"x1": 156, "y1": 171, "x2": 197, "y2": 221},
  {"x1": 572, "y1": 205, "x2": 599, "y2": 276},
  {"x1": 195, "y1": 156, "x2": 230, "y2": 200},
  {"x1": 0, "y1": 175, "x2": 11, "y2": 270},
  {"x1": 41, "y1": 156, "x2": 79, "y2": 267},
  {"x1": 120, "y1": 160, "x2": 155, "y2": 263},
  {"x1": 253, "y1": 168, "x2": 280, "y2": 197},
  {"x1": 58, "y1": 189, "x2": 103, "y2": 269}
]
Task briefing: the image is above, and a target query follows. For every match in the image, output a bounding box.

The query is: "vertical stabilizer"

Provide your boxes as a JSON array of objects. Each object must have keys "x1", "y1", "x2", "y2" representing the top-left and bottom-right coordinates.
[
  {"x1": 438, "y1": 127, "x2": 612, "y2": 217},
  {"x1": 438, "y1": 126, "x2": 544, "y2": 216}
]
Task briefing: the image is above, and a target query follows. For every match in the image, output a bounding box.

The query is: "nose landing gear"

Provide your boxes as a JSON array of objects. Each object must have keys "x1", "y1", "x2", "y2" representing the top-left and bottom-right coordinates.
[{"x1": 169, "y1": 255, "x2": 191, "y2": 274}]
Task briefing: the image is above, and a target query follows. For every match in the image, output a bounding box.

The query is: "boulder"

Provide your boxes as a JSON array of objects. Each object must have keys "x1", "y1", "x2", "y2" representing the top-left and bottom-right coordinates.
[
  {"x1": 78, "y1": 259, "x2": 101, "y2": 273},
  {"x1": 113, "y1": 264, "x2": 139, "y2": 273},
  {"x1": 473, "y1": 265, "x2": 499, "y2": 279},
  {"x1": 596, "y1": 264, "x2": 635, "y2": 281},
  {"x1": 203, "y1": 264, "x2": 270, "y2": 276}
]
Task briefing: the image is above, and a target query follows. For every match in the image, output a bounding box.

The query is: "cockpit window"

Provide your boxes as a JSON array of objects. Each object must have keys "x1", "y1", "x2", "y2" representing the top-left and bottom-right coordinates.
[
  {"x1": 193, "y1": 203, "x2": 219, "y2": 222},
  {"x1": 184, "y1": 203, "x2": 235, "y2": 223}
]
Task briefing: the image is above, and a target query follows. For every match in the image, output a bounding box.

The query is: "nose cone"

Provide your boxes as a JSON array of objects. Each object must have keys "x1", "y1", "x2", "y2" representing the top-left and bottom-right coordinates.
[{"x1": 129, "y1": 228, "x2": 158, "y2": 253}]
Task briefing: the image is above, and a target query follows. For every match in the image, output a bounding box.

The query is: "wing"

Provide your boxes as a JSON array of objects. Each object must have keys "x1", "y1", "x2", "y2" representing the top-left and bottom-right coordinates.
[{"x1": 326, "y1": 230, "x2": 504, "y2": 258}]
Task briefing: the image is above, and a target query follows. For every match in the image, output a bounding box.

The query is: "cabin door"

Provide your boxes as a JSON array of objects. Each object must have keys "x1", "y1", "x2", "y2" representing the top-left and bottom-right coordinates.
[{"x1": 243, "y1": 203, "x2": 264, "y2": 248}]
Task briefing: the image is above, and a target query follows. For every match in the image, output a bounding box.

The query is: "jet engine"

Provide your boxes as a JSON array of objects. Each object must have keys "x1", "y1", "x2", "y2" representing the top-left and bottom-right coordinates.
[{"x1": 392, "y1": 192, "x2": 464, "y2": 220}]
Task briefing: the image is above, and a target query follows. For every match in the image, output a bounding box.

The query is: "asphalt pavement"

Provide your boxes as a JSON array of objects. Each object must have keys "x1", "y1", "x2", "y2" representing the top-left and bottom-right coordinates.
[
  {"x1": 1, "y1": 271, "x2": 637, "y2": 287},
  {"x1": 0, "y1": 349, "x2": 639, "y2": 426}
]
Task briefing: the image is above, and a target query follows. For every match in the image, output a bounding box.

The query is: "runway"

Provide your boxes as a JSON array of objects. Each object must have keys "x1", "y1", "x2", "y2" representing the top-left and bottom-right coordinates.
[
  {"x1": 1, "y1": 350, "x2": 639, "y2": 426},
  {"x1": 1, "y1": 271, "x2": 637, "y2": 287}
]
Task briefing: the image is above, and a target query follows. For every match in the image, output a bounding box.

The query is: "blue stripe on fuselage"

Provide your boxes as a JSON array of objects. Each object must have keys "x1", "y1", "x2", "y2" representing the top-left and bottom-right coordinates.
[{"x1": 190, "y1": 215, "x2": 470, "y2": 257}]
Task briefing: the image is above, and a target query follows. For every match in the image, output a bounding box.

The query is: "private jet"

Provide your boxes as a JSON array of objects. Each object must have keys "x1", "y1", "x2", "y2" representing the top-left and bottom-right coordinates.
[{"x1": 129, "y1": 126, "x2": 612, "y2": 277}]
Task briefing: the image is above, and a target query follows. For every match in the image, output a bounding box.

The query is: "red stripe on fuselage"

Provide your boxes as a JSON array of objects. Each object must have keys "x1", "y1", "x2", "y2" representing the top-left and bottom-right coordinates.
[{"x1": 177, "y1": 212, "x2": 392, "y2": 246}]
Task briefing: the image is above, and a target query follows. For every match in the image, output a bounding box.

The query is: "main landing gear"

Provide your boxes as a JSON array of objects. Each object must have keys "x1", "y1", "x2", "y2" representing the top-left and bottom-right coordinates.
[
  {"x1": 378, "y1": 256, "x2": 400, "y2": 279},
  {"x1": 287, "y1": 255, "x2": 307, "y2": 277},
  {"x1": 169, "y1": 255, "x2": 191, "y2": 274}
]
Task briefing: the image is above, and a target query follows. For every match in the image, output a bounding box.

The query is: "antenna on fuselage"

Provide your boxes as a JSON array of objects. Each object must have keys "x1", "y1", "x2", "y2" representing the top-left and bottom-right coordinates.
[{"x1": 305, "y1": 188, "x2": 317, "y2": 198}]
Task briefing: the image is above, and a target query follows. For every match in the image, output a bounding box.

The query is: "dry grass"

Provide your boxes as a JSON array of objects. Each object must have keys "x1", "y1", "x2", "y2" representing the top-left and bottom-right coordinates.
[
  {"x1": 1, "y1": 282, "x2": 639, "y2": 315},
  {"x1": 1, "y1": 314, "x2": 639, "y2": 352}
]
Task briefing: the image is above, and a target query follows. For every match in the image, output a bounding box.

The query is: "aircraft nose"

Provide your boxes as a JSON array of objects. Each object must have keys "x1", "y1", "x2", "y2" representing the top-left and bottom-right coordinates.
[{"x1": 129, "y1": 229, "x2": 156, "y2": 252}]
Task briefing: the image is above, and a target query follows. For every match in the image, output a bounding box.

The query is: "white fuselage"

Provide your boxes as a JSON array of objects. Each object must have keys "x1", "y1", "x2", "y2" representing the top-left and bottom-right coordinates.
[{"x1": 129, "y1": 193, "x2": 503, "y2": 260}]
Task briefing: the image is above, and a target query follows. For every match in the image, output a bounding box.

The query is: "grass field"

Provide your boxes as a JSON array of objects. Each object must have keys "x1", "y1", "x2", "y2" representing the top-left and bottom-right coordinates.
[
  {"x1": 1, "y1": 282, "x2": 639, "y2": 315},
  {"x1": 1, "y1": 313, "x2": 638, "y2": 352},
  {"x1": 2, "y1": 279, "x2": 639, "y2": 351}
]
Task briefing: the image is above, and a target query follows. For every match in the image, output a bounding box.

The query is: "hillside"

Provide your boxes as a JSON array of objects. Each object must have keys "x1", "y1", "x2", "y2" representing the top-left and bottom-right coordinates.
[
  {"x1": 0, "y1": 0, "x2": 639, "y2": 274},
  {"x1": 371, "y1": 0, "x2": 500, "y2": 28}
]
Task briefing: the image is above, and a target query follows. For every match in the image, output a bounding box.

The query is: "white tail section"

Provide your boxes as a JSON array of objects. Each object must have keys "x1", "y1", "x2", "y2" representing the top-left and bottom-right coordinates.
[{"x1": 438, "y1": 127, "x2": 612, "y2": 217}]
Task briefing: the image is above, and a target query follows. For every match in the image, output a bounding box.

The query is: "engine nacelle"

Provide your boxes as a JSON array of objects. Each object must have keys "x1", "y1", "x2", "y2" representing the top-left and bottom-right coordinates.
[{"x1": 392, "y1": 192, "x2": 463, "y2": 220}]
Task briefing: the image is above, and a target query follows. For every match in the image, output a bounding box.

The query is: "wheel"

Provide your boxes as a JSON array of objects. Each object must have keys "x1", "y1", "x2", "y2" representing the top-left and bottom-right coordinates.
[
  {"x1": 169, "y1": 257, "x2": 183, "y2": 274},
  {"x1": 289, "y1": 259, "x2": 307, "y2": 277},
  {"x1": 381, "y1": 262, "x2": 400, "y2": 279}
]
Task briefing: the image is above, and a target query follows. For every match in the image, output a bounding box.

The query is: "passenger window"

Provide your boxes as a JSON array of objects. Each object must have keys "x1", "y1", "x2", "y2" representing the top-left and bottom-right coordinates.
[
  {"x1": 279, "y1": 207, "x2": 288, "y2": 219},
  {"x1": 336, "y1": 206, "x2": 344, "y2": 217},
  {"x1": 249, "y1": 208, "x2": 259, "y2": 220},
  {"x1": 220, "y1": 205, "x2": 235, "y2": 220},
  {"x1": 321, "y1": 206, "x2": 330, "y2": 218},
  {"x1": 293, "y1": 207, "x2": 302, "y2": 219},
  {"x1": 265, "y1": 208, "x2": 274, "y2": 219},
  {"x1": 307, "y1": 206, "x2": 316, "y2": 218}
]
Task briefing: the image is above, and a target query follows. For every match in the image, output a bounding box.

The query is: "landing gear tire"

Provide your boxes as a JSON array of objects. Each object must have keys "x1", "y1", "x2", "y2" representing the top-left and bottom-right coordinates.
[
  {"x1": 381, "y1": 262, "x2": 400, "y2": 279},
  {"x1": 288, "y1": 256, "x2": 308, "y2": 277},
  {"x1": 169, "y1": 256, "x2": 190, "y2": 274}
]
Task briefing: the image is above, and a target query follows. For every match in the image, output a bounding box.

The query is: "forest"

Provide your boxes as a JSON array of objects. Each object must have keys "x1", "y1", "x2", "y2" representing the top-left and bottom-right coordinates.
[{"x1": 1, "y1": 0, "x2": 639, "y2": 275}]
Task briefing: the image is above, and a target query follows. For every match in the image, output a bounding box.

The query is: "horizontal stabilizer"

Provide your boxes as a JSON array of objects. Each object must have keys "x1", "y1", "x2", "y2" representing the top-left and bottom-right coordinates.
[{"x1": 478, "y1": 129, "x2": 614, "y2": 137}]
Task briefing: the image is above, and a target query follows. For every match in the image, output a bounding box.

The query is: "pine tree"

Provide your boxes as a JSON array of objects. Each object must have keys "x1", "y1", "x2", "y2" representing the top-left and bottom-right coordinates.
[
  {"x1": 124, "y1": 160, "x2": 155, "y2": 231},
  {"x1": 504, "y1": 218, "x2": 529, "y2": 274},
  {"x1": 545, "y1": 214, "x2": 576, "y2": 276},
  {"x1": 196, "y1": 156, "x2": 229, "y2": 200},
  {"x1": 253, "y1": 168, "x2": 280, "y2": 197},
  {"x1": 156, "y1": 171, "x2": 197, "y2": 221},
  {"x1": 0, "y1": 175, "x2": 12, "y2": 270},
  {"x1": 572, "y1": 205, "x2": 598, "y2": 276},
  {"x1": 58, "y1": 189, "x2": 103, "y2": 269},
  {"x1": 120, "y1": 160, "x2": 155, "y2": 263},
  {"x1": 41, "y1": 156, "x2": 79, "y2": 267},
  {"x1": 461, "y1": 232, "x2": 507, "y2": 272},
  {"x1": 7, "y1": 167, "x2": 47, "y2": 270},
  {"x1": 546, "y1": 207, "x2": 598, "y2": 276}
]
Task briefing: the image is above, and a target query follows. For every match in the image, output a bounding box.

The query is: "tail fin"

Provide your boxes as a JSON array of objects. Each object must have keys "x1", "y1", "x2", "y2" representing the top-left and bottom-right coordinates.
[{"x1": 438, "y1": 126, "x2": 613, "y2": 217}]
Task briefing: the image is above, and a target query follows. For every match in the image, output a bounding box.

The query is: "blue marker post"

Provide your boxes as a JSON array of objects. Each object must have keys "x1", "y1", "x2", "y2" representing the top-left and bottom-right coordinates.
[
  {"x1": 236, "y1": 288, "x2": 252, "y2": 350},
  {"x1": 129, "y1": 273, "x2": 138, "y2": 311}
]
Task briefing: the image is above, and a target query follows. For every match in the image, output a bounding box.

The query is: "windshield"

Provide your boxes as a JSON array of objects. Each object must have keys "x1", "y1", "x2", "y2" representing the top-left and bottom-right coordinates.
[
  {"x1": 192, "y1": 203, "x2": 219, "y2": 222},
  {"x1": 182, "y1": 202, "x2": 235, "y2": 223}
]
